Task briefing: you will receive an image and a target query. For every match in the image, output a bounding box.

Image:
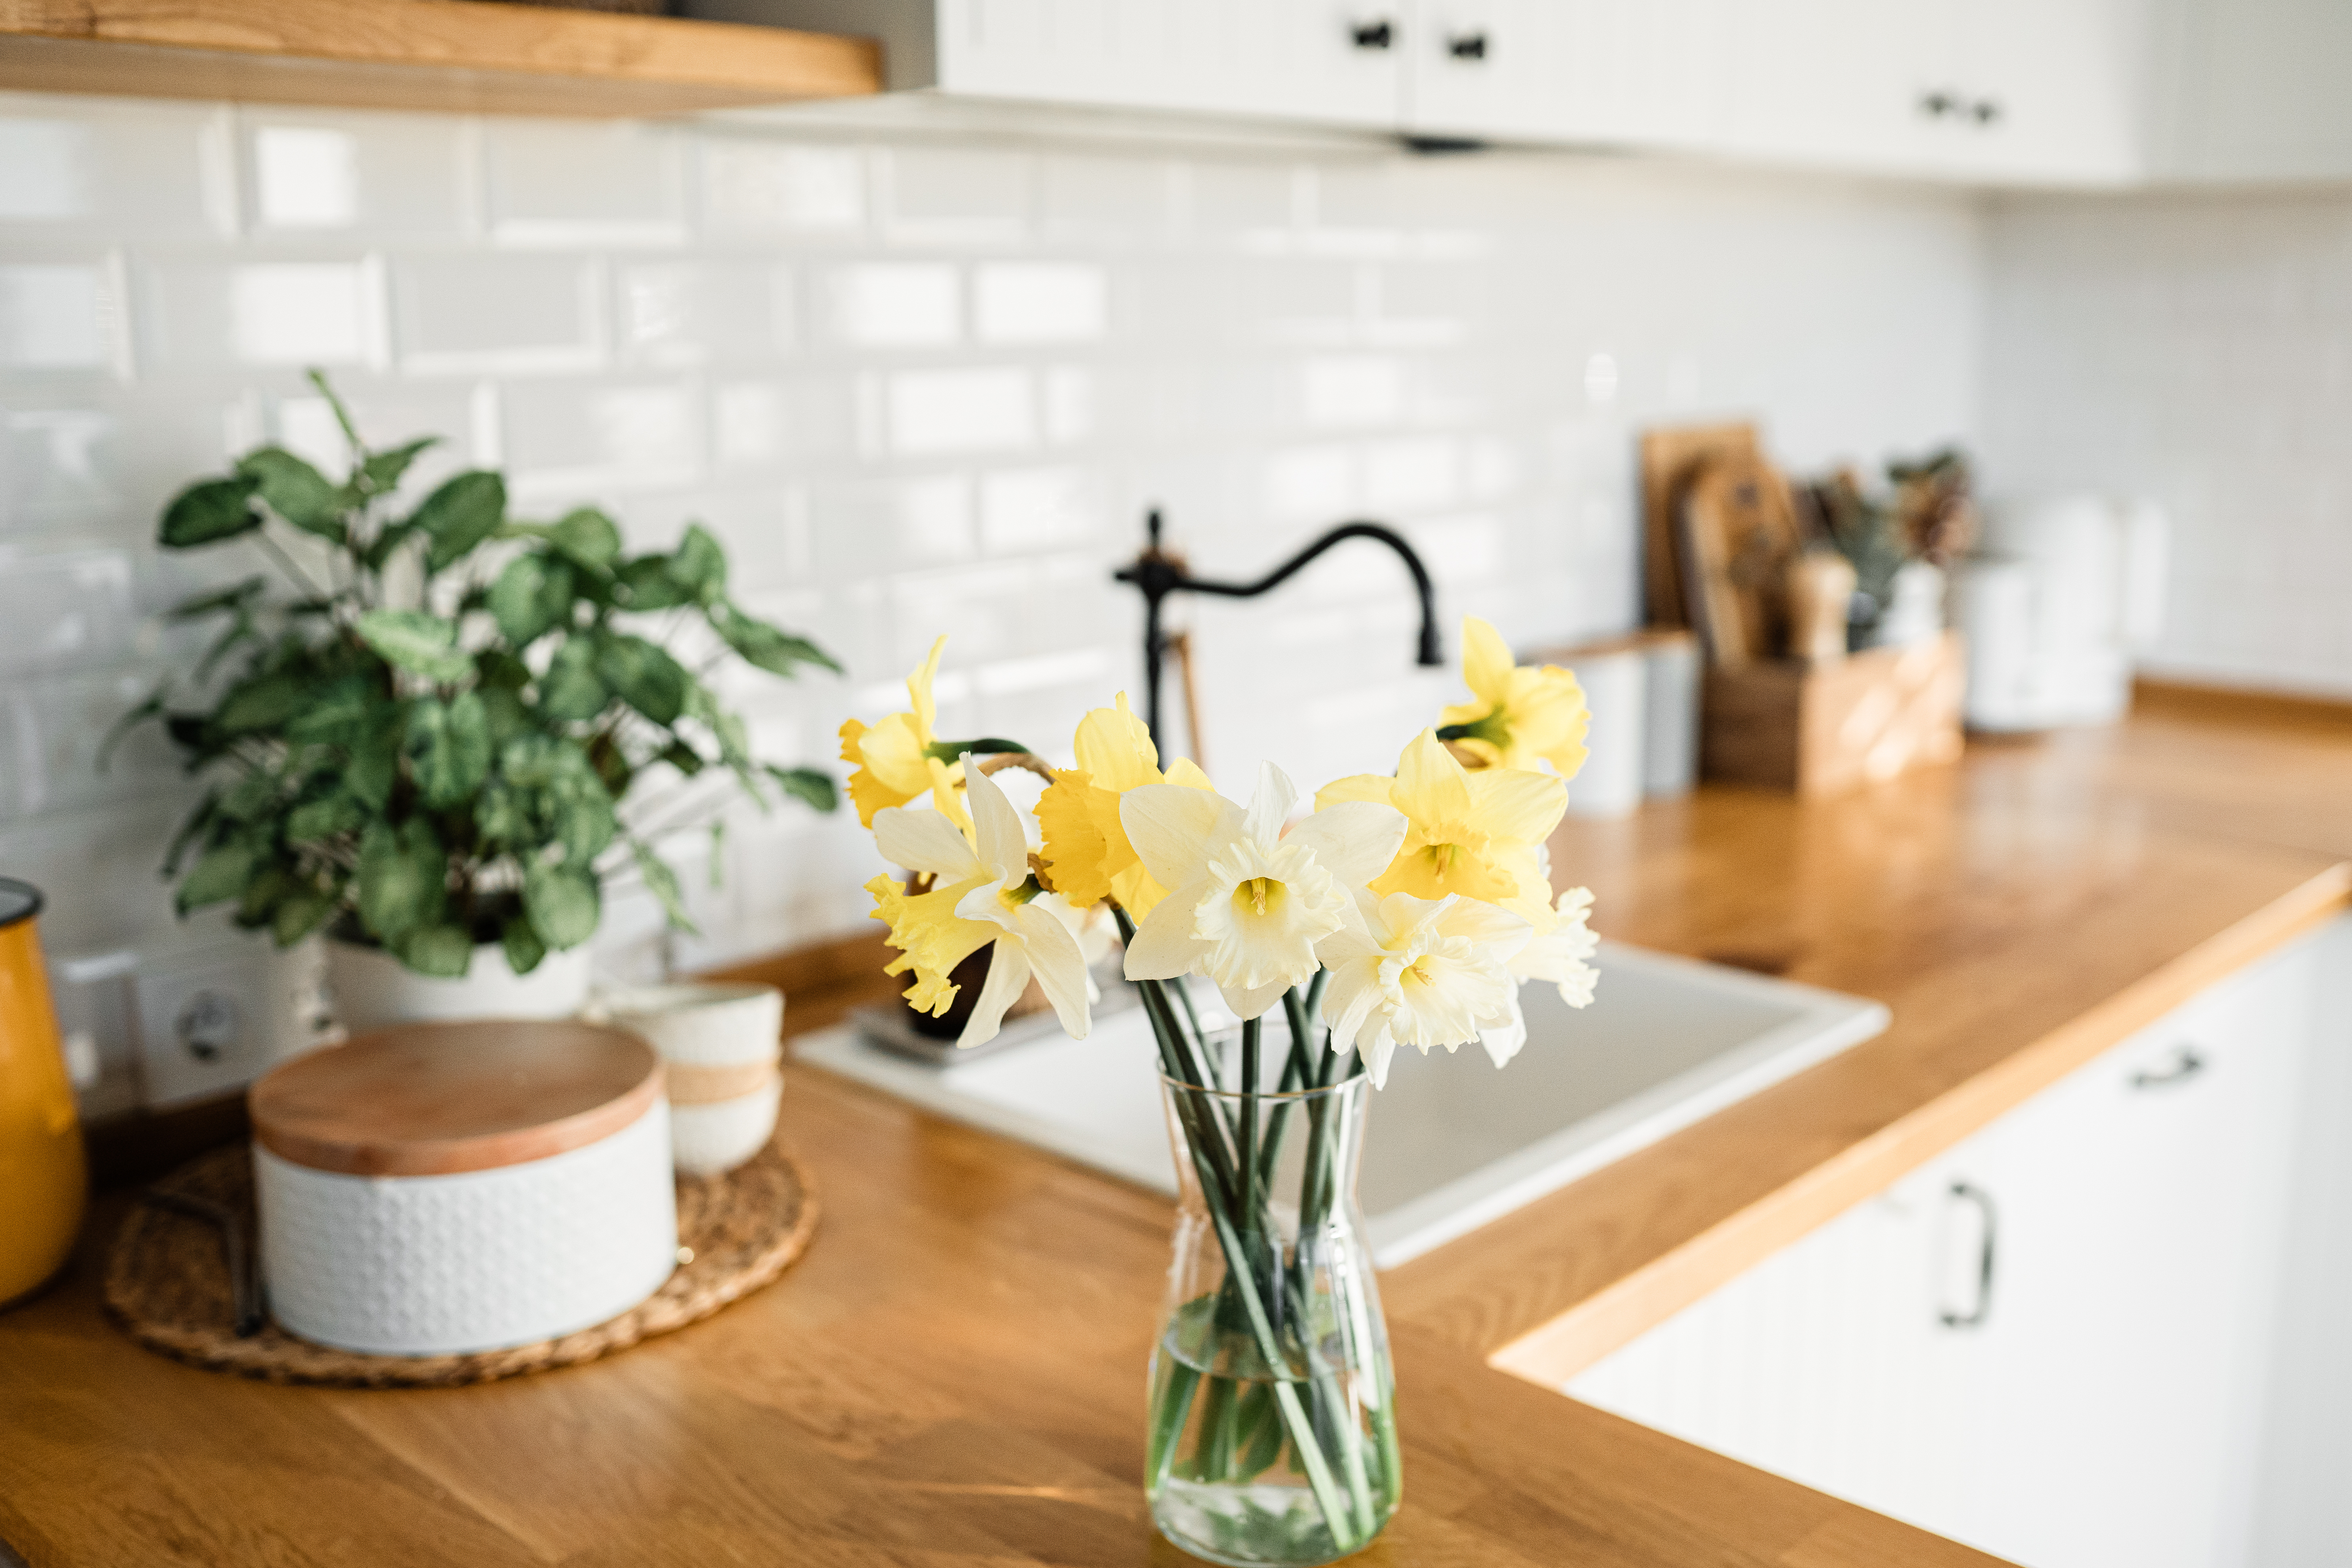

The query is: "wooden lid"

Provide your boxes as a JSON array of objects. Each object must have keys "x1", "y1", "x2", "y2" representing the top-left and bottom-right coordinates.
[{"x1": 249, "y1": 1020, "x2": 665, "y2": 1177}]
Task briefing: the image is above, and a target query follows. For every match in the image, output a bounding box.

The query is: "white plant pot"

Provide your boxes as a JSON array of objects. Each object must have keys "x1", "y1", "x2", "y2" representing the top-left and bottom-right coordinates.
[{"x1": 326, "y1": 938, "x2": 593, "y2": 1036}]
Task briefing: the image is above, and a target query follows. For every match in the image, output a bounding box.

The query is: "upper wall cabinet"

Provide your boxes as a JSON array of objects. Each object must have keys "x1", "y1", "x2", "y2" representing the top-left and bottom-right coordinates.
[{"x1": 689, "y1": 0, "x2": 2352, "y2": 190}]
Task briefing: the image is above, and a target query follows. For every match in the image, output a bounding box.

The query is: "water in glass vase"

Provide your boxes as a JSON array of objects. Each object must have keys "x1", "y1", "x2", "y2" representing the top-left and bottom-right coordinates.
[{"x1": 1146, "y1": 1052, "x2": 1401, "y2": 1566}]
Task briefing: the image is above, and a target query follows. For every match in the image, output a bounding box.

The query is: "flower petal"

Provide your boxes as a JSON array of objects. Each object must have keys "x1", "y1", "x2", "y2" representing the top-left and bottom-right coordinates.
[
  {"x1": 1071, "y1": 692, "x2": 1161, "y2": 794},
  {"x1": 1465, "y1": 764, "x2": 1569, "y2": 844},
  {"x1": 909, "y1": 634, "x2": 947, "y2": 740},
  {"x1": 1479, "y1": 990, "x2": 1528, "y2": 1069},
  {"x1": 1011, "y1": 902, "x2": 1092, "y2": 1039},
  {"x1": 956, "y1": 938, "x2": 1029, "y2": 1050},
  {"x1": 1312, "y1": 773, "x2": 1395, "y2": 812},
  {"x1": 873, "y1": 805, "x2": 986, "y2": 880},
  {"x1": 1121, "y1": 783, "x2": 1232, "y2": 892},
  {"x1": 1217, "y1": 973, "x2": 1296, "y2": 1023},
  {"x1": 1393, "y1": 728, "x2": 1475, "y2": 825},
  {"x1": 1461, "y1": 616, "x2": 1514, "y2": 706},
  {"x1": 1286, "y1": 800, "x2": 1409, "y2": 890},
  {"x1": 1122, "y1": 883, "x2": 1210, "y2": 980},
  {"x1": 963, "y1": 760, "x2": 1029, "y2": 879},
  {"x1": 1242, "y1": 761, "x2": 1298, "y2": 848}
]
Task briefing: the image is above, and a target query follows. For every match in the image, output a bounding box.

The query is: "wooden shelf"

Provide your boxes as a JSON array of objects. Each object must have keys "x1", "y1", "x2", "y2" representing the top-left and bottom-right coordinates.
[{"x1": 0, "y1": 0, "x2": 880, "y2": 117}]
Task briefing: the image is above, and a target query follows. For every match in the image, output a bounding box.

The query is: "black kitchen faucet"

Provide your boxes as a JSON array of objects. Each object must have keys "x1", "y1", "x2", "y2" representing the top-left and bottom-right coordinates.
[{"x1": 1113, "y1": 509, "x2": 1445, "y2": 747}]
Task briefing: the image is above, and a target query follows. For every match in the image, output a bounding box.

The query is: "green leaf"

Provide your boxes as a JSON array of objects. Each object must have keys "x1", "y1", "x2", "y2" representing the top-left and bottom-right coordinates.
[
  {"x1": 274, "y1": 890, "x2": 339, "y2": 947},
  {"x1": 537, "y1": 637, "x2": 607, "y2": 723},
  {"x1": 163, "y1": 792, "x2": 221, "y2": 876},
  {"x1": 501, "y1": 914, "x2": 547, "y2": 976},
  {"x1": 473, "y1": 781, "x2": 528, "y2": 846},
  {"x1": 594, "y1": 632, "x2": 689, "y2": 727},
  {"x1": 477, "y1": 684, "x2": 528, "y2": 744},
  {"x1": 283, "y1": 674, "x2": 384, "y2": 744},
  {"x1": 363, "y1": 520, "x2": 416, "y2": 574},
  {"x1": 160, "y1": 475, "x2": 263, "y2": 548},
  {"x1": 614, "y1": 555, "x2": 694, "y2": 611},
  {"x1": 488, "y1": 553, "x2": 575, "y2": 647},
  {"x1": 475, "y1": 648, "x2": 532, "y2": 691},
  {"x1": 362, "y1": 436, "x2": 439, "y2": 492},
  {"x1": 356, "y1": 818, "x2": 447, "y2": 942},
  {"x1": 219, "y1": 770, "x2": 280, "y2": 823},
  {"x1": 630, "y1": 840, "x2": 700, "y2": 936},
  {"x1": 523, "y1": 862, "x2": 600, "y2": 950},
  {"x1": 236, "y1": 862, "x2": 295, "y2": 929},
  {"x1": 216, "y1": 670, "x2": 309, "y2": 735},
  {"x1": 237, "y1": 447, "x2": 349, "y2": 542},
  {"x1": 347, "y1": 711, "x2": 404, "y2": 811},
  {"x1": 550, "y1": 781, "x2": 617, "y2": 865},
  {"x1": 177, "y1": 839, "x2": 257, "y2": 913},
  {"x1": 410, "y1": 471, "x2": 507, "y2": 573},
  {"x1": 193, "y1": 613, "x2": 260, "y2": 685},
  {"x1": 710, "y1": 603, "x2": 841, "y2": 677},
  {"x1": 397, "y1": 925, "x2": 475, "y2": 978},
  {"x1": 167, "y1": 575, "x2": 269, "y2": 622},
  {"x1": 669, "y1": 523, "x2": 726, "y2": 604},
  {"x1": 657, "y1": 739, "x2": 707, "y2": 777},
  {"x1": 766, "y1": 765, "x2": 839, "y2": 812},
  {"x1": 356, "y1": 609, "x2": 473, "y2": 684},
  {"x1": 549, "y1": 508, "x2": 622, "y2": 571},
  {"x1": 405, "y1": 692, "x2": 492, "y2": 808},
  {"x1": 285, "y1": 792, "x2": 364, "y2": 843}
]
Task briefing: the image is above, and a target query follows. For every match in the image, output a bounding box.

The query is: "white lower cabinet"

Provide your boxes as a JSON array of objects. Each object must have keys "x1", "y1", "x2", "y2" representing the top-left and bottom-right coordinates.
[{"x1": 1568, "y1": 918, "x2": 2343, "y2": 1568}]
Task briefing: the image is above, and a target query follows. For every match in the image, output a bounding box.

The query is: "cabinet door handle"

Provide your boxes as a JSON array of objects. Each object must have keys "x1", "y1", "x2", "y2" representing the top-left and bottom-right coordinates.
[
  {"x1": 1971, "y1": 98, "x2": 2003, "y2": 126},
  {"x1": 1939, "y1": 1181, "x2": 1998, "y2": 1330},
  {"x1": 1351, "y1": 19, "x2": 1395, "y2": 50},
  {"x1": 1448, "y1": 32, "x2": 1488, "y2": 60},
  {"x1": 1918, "y1": 90, "x2": 1959, "y2": 119},
  {"x1": 2131, "y1": 1045, "x2": 2206, "y2": 1090}
]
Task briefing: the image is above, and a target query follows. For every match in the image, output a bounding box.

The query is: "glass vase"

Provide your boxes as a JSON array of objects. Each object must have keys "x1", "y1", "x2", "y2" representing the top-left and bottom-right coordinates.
[{"x1": 1145, "y1": 1048, "x2": 1400, "y2": 1566}]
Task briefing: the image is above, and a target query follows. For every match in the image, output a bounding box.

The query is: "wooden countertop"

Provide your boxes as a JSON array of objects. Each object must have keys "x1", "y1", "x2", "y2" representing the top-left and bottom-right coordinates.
[{"x1": 4, "y1": 689, "x2": 2348, "y2": 1568}]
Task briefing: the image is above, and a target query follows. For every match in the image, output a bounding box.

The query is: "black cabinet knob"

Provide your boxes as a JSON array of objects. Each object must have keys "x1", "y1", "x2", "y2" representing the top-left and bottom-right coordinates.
[
  {"x1": 1971, "y1": 98, "x2": 2003, "y2": 125},
  {"x1": 1448, "y1": 32, "x2": 1488, "y2": 60},
  {"x1": 1918, "y1": 90, "x2": 1959, "y2": 119},
  {"x1": 1351, "y1": 19, "x2": 1394, "y2": 49}
]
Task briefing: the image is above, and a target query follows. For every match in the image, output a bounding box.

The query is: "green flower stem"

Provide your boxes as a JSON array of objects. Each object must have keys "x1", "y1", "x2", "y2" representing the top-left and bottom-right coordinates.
[
  {"x1": 1147, "y1": 1360, "x2": 1200, "y2": 1489},
  {"x1": 1238, "y1": 1017, "x2": 1260, "y2": 1220},
  {"x1": 1134, "y1": 976, "x2": 1358, "y2": 1550}
]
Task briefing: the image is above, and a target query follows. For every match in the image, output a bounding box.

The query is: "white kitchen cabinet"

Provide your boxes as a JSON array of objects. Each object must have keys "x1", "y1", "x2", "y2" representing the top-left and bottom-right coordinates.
[
  {"x1": 1941, "y1": 0, "x2": 2149, "y2": 184},
  {"x1": 1712, "y1": 0, "x2": 1956, "y2": 176},
  {"x1": 2146, "y1": 0, "x2": 2352, "y2": 182},
  {"x1": 1404, "y1": 0, "x2": 1726, "y2": 151},
  {"x1": 1568, "y1": 919, "x2": 2336, "y2": 1568}
]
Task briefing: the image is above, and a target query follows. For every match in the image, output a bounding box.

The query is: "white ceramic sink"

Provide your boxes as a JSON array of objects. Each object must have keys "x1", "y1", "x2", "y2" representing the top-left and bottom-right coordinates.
[{"x1": 796, "y1": 944, "x2": 1889, "y2": 1267}]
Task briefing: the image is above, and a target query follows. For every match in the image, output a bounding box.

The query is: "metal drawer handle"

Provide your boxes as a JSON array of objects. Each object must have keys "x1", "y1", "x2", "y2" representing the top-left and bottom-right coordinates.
[
  {"x1": 2132, "y1": 1046, "x2": 2206, "y2": 1090},
  {"x1": 1939, "y1": 1181, "x2": 1997, "y2": 1330},
  {"x1": 1448, "y1": 32, "x2": 1488, "y2": 59},
  {"x1": 1351, "y1": 19, "x2": 1394, "y2": 49}
]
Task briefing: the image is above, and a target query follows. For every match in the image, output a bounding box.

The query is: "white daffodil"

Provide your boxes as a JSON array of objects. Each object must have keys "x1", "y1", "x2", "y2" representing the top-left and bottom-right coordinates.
[
  {"x1": 1473, "y1": 886, "x2": 1601, "y2": 1071},
  {"x1": 1120, "y1": 762, "x2": 1407, "y2": 1020},
  {"x1": 866, "y1": 762, "x2": 1092, "y2": 1050},
  {"x1": 1317, "y1": 890, "x2": 1531, "y2": 1088}
]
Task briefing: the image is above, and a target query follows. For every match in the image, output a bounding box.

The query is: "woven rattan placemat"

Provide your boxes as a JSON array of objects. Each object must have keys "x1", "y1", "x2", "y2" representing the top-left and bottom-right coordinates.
[{"x1": 104, "y1": 1137, "x2": 819, "y2": 1388}]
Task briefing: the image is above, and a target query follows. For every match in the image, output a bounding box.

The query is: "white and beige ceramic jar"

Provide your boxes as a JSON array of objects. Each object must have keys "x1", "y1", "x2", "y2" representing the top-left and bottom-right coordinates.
[
  {"x1": 590, "y1": 983, "x2": 784, "y2": 1176},
  {"x1": 248, "y1": 1019, "x2": 678, "y2": 1357}
]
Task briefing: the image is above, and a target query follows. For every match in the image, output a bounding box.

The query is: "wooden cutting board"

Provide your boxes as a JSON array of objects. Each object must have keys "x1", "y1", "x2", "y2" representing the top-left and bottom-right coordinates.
[
  {"x1": 1677, "y1": 453, "x2": 1803, "y2": 667},
  {"x1": 1638, "y1": 422, "x2": 1761, "y2": 628}
]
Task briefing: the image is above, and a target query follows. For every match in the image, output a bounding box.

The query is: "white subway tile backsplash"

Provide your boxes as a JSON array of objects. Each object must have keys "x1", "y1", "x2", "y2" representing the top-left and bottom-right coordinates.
[
  {"x1": 699, "y1": 137, "x2": 864, "y2": 235},
  {"x1": 0, "y1": 91, "x2": 1992, "y2": 978},
  {"x1": 887, "y1": 366, "x2": 1035, "y2": 455},
  {"x1": 0, "y1": 544, "x2": 136, "y2": 675},
  {"x1": 974, "y1": 262, "x2": 1107, "y2": 344},
  {"x1": 396, "y1": 253, "x2": 599, "y2": 372},
  {"x1": 480, "y1": 119, "x2": 685, "y2": 242},
  {"x1": 824, "y1": 261, "x2": 961, "y2": 348},
  {"x1": 0, "y1": 262, "x2": 116, "y2": 371}
]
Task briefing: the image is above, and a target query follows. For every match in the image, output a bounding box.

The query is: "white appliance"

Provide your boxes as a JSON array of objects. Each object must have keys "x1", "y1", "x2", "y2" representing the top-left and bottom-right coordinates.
[{"x1": 1954, "y1": 496, "x2": 2168, "y2": 732}]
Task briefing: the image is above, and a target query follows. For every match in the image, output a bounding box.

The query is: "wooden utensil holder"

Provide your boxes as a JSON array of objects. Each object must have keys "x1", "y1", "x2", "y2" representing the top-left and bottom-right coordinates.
[{"x1": 1701, "y1": 632, "x2": 1965, "y2": 796}]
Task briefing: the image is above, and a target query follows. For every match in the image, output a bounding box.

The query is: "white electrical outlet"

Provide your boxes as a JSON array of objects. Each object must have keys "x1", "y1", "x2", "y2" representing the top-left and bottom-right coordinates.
[{"x1": 134, "y1": 951, "x2": 277, "y2": 1109}]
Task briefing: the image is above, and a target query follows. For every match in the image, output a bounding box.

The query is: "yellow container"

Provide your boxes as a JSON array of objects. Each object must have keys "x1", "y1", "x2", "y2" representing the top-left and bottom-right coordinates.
[{"x1": 0, "y1": 879, "x2": 85, "y2": 1306}]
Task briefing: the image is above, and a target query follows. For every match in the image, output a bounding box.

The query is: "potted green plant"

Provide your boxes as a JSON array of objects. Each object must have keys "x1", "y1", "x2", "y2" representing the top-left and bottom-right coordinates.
[{"x1": 111, "y1": 372, "x2": 838, "y2": 1030}]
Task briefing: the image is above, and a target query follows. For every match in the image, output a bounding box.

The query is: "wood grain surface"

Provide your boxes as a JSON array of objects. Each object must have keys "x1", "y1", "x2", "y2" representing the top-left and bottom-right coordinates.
[
  {"x1": 4, "y1": 699, "x2": 2349, "y2": 1567},
  {"x1": 0, "y1": 0, "x2": 880, "y2": 115},
  {"x1": 249, "y1": 1020, "x2": 663, "y2": 1176}
]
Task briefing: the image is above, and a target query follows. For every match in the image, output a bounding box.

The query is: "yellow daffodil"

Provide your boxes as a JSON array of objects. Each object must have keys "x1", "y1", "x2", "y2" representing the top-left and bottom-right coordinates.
[
  {"x1": 1316, "y1": 890, "x2": 1530, "y2": 1089},
  {"x1": 1122, "y1": 763, "x2": 1406, "y2": 1021},
  {"x1": 1316, "y1": 729, "x2": 1567, "y2": 929},
  {"x1": 1035, "y1": 692, "x2": 1214, "y2": 918},
  {"x1": 865, "y1": 763, "x2": 1091, "y2": 1049},
  {"x1": 1438, "y1": 616, "x2": 1590, "y2": 779},
  {"x1": 839, "y1": 634, "x2": 970, "y2": 836}
]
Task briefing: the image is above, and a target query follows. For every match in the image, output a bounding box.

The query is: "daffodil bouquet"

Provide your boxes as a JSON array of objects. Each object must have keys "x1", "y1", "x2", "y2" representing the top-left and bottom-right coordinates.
[{"x1": 843, "y1": 618, "x2": 1598, "y2": 1566}]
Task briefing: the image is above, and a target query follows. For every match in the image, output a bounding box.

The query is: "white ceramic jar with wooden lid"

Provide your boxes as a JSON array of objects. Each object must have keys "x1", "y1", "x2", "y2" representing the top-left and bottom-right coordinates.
[{"x1": 248, "y1": 1020, "x2": 678, "y2": 1357}]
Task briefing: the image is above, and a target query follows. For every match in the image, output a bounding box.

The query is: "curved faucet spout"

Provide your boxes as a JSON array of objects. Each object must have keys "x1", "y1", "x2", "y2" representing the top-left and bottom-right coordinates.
[{"x1": 1114, "y1": 512, "x2": 1446, "y2": 747}]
